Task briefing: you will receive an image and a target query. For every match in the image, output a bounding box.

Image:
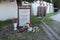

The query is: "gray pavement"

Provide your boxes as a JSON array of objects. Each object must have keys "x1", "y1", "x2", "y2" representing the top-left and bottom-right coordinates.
[
  {"x1": 41, "y1": 21, "x2": 60, "y2": 40},
  {"x1": 47, "y1": 21, "x2": 60, "y2": 37},
  {"x1": 45, "y1": 10, "x2": 60, "y2": 40},
  {"x1": 50, "y1": 13, "x2": 60, "y2": 22},
  {"x1": 41, "y1": 11, "x2": 60, "y2": 40}
]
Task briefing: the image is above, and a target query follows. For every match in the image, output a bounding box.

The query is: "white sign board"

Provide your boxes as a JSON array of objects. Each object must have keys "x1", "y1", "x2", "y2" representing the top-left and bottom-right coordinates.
[{"x1": 19, "y1": 9, "x2": 30, "y2": 26}]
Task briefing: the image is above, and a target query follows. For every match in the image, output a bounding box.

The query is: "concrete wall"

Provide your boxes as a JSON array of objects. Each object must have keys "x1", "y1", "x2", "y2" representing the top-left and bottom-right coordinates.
[{"x1": 0, "y1": 2, "x2": 18, "y2": 21}]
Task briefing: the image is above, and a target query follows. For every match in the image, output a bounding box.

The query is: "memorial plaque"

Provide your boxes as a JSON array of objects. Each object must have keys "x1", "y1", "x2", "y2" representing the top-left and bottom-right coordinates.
[{"x1": 18, "y1": 6, "x2": 31, "y2": 26}]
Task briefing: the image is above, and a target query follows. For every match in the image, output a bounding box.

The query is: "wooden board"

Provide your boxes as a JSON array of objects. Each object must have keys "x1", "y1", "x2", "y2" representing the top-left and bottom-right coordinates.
[{"x1": 37, "y1": 7, "x2": 46, "y2": 17}]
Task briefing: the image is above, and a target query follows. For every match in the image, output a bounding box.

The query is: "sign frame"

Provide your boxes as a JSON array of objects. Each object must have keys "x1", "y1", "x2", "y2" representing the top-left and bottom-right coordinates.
[{"x1": 18, "y1": 5, "x2": 31, "y2": 27}]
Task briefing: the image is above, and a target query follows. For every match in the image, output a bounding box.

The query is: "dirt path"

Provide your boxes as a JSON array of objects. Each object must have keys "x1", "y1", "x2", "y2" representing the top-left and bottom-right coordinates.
[
  {"x1": 0, "y1": 25, "x2": 50, "y2": 40},
  {"x1": 0, "y1": 25, "x2": 13, "y2": 37}
]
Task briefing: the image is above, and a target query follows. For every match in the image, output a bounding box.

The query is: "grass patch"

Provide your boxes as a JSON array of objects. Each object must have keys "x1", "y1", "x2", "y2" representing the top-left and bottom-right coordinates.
[
  {"x1": 44, "y1": 13, "x2": 56, "y2": 23},
  {"x1": 46, "y1": 13, "x2": 56, "y2": 17},
  {"x1": 31, "y1": 16, "x2": 42, "y2": 25},
  {"x1": 44, "y1": 18, "x2": 53, "y2": 23},
  {"x1": 0, "y1": 19, "x2": 12, "y2": 29}
]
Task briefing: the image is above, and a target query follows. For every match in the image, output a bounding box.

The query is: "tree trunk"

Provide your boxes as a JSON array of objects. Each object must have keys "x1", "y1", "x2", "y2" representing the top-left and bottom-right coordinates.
[{"x1": 17, "y1": 0, "x2": 22, "y2": 6}]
